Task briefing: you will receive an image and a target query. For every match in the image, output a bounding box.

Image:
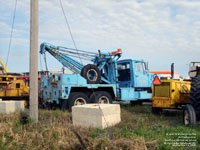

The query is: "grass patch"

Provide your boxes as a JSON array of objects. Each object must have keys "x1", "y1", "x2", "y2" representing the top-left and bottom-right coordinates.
[
  {"x1": 88, "y1": 128, "x2": 105, "y2": 138},
  {"x1": 0, "y1": 104, "x2": 199, "y2": 150}
]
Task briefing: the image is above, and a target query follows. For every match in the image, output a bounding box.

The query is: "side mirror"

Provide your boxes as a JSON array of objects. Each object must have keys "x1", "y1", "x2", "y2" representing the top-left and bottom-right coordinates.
[{"x1": 147, "y1": 61, "x2": 149, "y2": 70}]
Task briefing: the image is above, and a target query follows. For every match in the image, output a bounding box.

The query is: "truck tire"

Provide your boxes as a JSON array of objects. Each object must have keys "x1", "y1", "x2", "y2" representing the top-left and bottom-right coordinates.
[
  {"x1": 90, "y1": 91, "x2": 112, "y2": 104},
  {"x1": 183, "y1": 104, "x2": 197, "y2": 128},
  {"x1": 81, "y1": 64, "x2": 101, "y2": 84},
  {"x1": 68, "y1": 92, "x2": 90, "y2": 111},
  {"x1": 80, "y1": 64, "x2": 90, "y2": 77},
  {"x1": 189, "y1": 75, "x2": 200, "y2": 121}
]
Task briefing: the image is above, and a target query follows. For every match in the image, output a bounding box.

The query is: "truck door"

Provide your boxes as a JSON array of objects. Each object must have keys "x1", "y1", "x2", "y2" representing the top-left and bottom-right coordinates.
[
  {"x1": 134, "y1": 62, "x2": 149, "y2": 87},
  {"x1": 118, "y1": 62, "x2": 132, "y2": 87}
]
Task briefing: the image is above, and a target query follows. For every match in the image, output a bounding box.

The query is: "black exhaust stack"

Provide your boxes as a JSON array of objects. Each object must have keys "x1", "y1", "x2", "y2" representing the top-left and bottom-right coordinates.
[{"x1": 171, "y1": 63, "x2": 174, "y2": 79}]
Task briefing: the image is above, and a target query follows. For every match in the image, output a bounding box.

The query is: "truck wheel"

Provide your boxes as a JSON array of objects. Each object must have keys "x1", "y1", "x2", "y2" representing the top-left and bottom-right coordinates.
[
  {"x1": 81, "y1": 64, "x2": 101, "y2": 84},
  {"x1": 68, "y1": 92, "x2": 89, "y2": 111},
  {"x1": 183, "y1": 104, "x2": 197, "y2": 128},
  {"x1": 189, "y1": 75, "x2": 200, "y2": 121},
  {"x1": 80, "y1": 64, "x2": 90, "y2": 77},
  {"x1": 90, "y1": 91, "x2": 112, "y2": 104},
  {"x1": 152, "y1": 107, "x2": 162, "y2": 115}
]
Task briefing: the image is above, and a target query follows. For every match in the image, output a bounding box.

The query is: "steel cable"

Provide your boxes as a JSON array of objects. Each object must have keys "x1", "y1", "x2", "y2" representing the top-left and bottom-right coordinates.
[
  {"x1": 58, "y1": 0, "x2": 83, "y2": 65},
  {"x1": 59, "y1": 46, "x2": 96, "y2": 54},
  {"x1": 59, "y1": 0, "x2": 109, "y2": 129},
  {"x1": 5, "y1": 0, "x2": 18, "y2": 67}
]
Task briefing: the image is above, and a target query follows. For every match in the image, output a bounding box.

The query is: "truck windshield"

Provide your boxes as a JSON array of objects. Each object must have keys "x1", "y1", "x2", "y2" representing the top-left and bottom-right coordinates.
[
  {"x1": 190, "y1": 62, "x2": 200, "y2": 67},
  {"x1": 135, "y1": 62, "x2": 145, "y2": 72},
  {"x1": 118, "y1": 62, "x2": 131, "y2": 81}
]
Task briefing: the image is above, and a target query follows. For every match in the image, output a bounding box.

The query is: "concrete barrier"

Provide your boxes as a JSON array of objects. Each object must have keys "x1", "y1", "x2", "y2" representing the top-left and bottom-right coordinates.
[
  {"x1": 0, "y1": 101, "x2": 24, "y2": 114},
  {"x1": 15, "y1": 101, "x2": 25, "y2": 111},
  {"x1": 72, "y1": 104, "x2": 121, "y2": 129}
]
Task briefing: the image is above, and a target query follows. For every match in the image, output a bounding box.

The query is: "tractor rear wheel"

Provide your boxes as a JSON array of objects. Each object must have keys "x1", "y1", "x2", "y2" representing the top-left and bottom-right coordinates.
[
  {"x1": 189, "y1": 75, "x2": 200, "y2": 121},
  {"x1": 183, "y1": 104, "x2": 197, "y2": 128}
]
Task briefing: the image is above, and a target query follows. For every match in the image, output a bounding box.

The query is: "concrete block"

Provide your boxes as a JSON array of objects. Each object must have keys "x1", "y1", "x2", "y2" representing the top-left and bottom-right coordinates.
[
  {"x1": 15, "y1": 101, "x2": 25, "y2": 111},
  {"x1": 0, "y1": 101, "x2": 24, "y2": 114},
  {"x1": 72, "y1": 104, "x2": 121, "y2": 129}
]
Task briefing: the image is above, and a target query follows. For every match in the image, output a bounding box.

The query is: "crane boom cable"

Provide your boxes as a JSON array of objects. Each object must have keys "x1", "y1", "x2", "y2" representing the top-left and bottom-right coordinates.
[
  {"x1": 58, "y1": 49, "x2": 95, "y2": 58},
  {"x1": 44, "y1": 54, "x2": 48, "y2": 72},
  {"x1": 40, "y1": 54, "x2": 43, "y2": 71},
  {"x1": 59, "y1": 46, "x2": 96, "y2": 54},
  {"x1": 5, "y1": 0, "x2": 18, "y2": 67},
  {"x1": 59, "y1": 53, "x2": 93, "y2": 61},
  {"x1": 58, "y1": 0, "x2": 83, "y2": 65}
]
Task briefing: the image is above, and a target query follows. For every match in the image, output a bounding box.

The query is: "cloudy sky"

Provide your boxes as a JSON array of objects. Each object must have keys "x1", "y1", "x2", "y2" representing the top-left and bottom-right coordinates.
[{"x1": 0, "y1": 0, "x2": 200, "y2": 77}]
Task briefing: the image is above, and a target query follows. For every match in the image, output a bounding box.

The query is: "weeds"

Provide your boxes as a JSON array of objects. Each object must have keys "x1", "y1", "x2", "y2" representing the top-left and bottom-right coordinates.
[{"x1": 0, "y1": 104, "x2": 199, "y2": 150}]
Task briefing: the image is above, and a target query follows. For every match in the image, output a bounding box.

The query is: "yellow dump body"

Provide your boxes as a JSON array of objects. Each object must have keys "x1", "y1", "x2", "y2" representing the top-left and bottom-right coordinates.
[{"x1": 152, "y1": 80, "x2": 191, "y2": 109}]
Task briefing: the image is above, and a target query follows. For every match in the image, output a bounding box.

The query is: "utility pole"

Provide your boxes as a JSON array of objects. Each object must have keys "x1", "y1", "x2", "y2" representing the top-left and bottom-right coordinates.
[{"x1": 29, "y1": 0, "x2": 38, "y2": 122}]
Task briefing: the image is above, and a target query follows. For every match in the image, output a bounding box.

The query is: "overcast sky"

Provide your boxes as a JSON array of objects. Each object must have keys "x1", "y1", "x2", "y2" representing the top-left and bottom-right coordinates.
[{"x1": 0, "y1": 0, "x2": 200, "y2": 77}]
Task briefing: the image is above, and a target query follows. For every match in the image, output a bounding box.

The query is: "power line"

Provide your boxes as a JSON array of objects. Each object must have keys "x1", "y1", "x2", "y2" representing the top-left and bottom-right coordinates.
[
  {"x1": 6, "y1": 0, "x2": 18, "y2": 67},
  {"x1": 58, "y1": 0, "x2": 83, "y2": 65},
  {"x1": 58, "y1": 1, "x2": 109, "y2": 127}
]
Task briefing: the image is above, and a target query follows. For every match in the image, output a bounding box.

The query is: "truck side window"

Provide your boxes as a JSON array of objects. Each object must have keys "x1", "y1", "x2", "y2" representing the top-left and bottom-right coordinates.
[
  {"x1": 118, "y1": 62, "x2": 130, "y2": 81},
  {"x1": 135, "y1": 63, "x2": 144, "y2": 72}
]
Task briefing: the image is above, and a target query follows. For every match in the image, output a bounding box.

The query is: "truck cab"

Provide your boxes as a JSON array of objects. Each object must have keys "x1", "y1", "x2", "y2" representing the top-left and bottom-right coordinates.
[
  {"x1": 117, "y1": 59, "x2": 155, "y2": 101},
  {"x1": 118, "y1": 59, "x2": 153, "y2": 88},
  {"x1": 189, "y1": 62, "x2": 200, "y2": 78}
]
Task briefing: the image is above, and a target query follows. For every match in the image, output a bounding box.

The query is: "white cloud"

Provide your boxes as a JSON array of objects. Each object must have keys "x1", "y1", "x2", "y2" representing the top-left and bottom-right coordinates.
[{"x1": 0, "y1": 0, "x2": 200, "y2": 76}]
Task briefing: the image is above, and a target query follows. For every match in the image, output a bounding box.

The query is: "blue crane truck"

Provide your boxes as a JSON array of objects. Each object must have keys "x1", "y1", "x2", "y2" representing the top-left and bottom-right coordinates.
[{"x1": 40, "y1": 43, "x2": 157, "y2": 110}]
